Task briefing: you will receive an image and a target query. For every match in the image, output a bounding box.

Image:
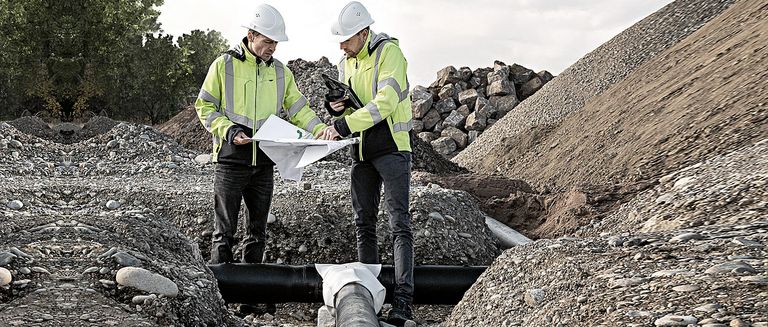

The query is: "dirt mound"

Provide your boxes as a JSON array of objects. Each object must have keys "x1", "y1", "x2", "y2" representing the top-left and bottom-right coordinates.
[
  {"x1": 471, "y1": 0, "x2": 767, "y2": 191},
  {"x1": 7, "y1": 116, "x2": 57, "y2": 140},
  {"x1": 454, "y1": 0, "x2": 738, "y2": 190},
  {"x1": 156, "y1": 105, "x2": 209, "y2": 153},
  {"x1": 445, "y1": 221, "x2": 768, "y2": 326}
]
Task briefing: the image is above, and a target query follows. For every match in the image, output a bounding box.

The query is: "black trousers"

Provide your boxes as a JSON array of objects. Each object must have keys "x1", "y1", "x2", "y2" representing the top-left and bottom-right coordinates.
[
  {"x1": 210, "y1": 163, "x2": 274, "y2": 264},
  {"x1": 351, "y1": 152, "x2": 414, "y2": 304}
]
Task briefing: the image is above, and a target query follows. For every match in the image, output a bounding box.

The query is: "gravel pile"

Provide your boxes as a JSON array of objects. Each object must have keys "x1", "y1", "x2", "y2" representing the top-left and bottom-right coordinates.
[
  {"x1": 578, "y1": 139, "x2": 768, "y2": 237},
  {"x1": 445, "y1": 221, "x2": 768, "y2": 326},
  {"x1": 455, "y1": 0, "x2": 737, "y2": 182}
]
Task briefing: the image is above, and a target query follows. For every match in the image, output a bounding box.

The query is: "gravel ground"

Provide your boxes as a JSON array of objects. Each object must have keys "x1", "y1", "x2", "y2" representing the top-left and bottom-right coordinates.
[
  {"x1": 578, "y1": 138, "x2": 768, "y2": 237},
  {"x1": 0, "y1": 119, "x2": 499, "y2": 326}
]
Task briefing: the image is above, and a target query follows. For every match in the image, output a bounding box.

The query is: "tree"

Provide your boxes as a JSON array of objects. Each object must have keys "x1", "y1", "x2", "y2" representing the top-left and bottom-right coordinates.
[{"x1": 178, "y1": 29, "x2": 228, "y2": 90}]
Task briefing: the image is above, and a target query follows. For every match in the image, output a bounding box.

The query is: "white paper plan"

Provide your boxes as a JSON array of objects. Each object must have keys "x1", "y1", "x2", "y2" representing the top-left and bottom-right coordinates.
[{"x1": 252, "y1": 115, "x2": 358, "y2": 182}]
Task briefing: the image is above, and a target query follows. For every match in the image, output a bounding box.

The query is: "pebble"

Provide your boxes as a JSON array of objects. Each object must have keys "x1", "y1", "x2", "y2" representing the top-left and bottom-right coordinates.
[
  {"x1": 112, "y1": 252, "x2": 142, "y2": 267},
  {"x1": 298, "y1": 244, "x2": 308, "y2": 253},
  {"x1": 672, "y1": 284, "x2": 700, "y2": 292},
  {"x1": 654, "y1": 315, "x2": 697, "y2": 326},
  {"x1": 729, "y1": 319, "x2": 748, "y2": 327},
  {"x1": 82, "y1": 267, "x2": 99, "y2": 274},
  {"x1": 106, "y1": 200, "x2": 120, "y2": 210},
  {"x1": 524, "y1": 288, "x2": 545, "y2": 307},
  {"x1": 7, "y1": 200, "x2": 23, "y2": 210},
  {"x1": 609, "y1": 277, "x2": 648, "y2": 288},
  {"x1": 18, "y1": 267, "x2": 30, "y2": 274},
  {"x1": 705, "y1": 261, "x2": 757, "y2": 275},
  {"x1": 740, "y1": 275, "x2": 768, "y2": 285},
  {"x1": 694, "y1": 303, "x2": 722, "y2": 313},
  {"x1": 429, "y1": 212, "x2": 444, "y2": 221},
  {"x1": 267, "y1": 213, "x2": 277, "y2": 224},
  {"x1": 652, "y1": 269, "x2": 692, "y2": 278},
  {"x1": 132, "y1": 294, "x2": 157, "y2": 305},
  {"x1": 116, "y1": 267, "x2": 178, "y2": 297},
  {"x1": 0, "y1": 252, "x2": 17, "y2": 266},
  {"x1": 670, "y1": 232, "x2": 703, "y2": 243}
]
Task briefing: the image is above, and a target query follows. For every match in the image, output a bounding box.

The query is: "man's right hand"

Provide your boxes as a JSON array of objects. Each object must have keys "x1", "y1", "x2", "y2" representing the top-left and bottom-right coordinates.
[
  {"x1": 329, "y1": 100, "x2": 346, "y2": 112},
  {"x1": 233, "y1": 131, "x2": 252, "y2": 145}
]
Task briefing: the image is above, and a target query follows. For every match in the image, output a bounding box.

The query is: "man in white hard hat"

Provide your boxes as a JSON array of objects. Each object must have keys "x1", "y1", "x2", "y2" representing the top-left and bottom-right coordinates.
[
  {"x1": 195, "y1": 4, "x2": 326, "y2": 267},
  {"x1": 319, "y1": 1, "x2": 415, "y2": 325}
]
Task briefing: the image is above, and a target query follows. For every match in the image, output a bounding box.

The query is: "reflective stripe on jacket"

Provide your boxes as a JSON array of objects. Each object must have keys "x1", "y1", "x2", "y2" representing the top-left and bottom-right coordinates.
[{"x1": 195, "y1": 38, "x2": 326, "y2": 165}]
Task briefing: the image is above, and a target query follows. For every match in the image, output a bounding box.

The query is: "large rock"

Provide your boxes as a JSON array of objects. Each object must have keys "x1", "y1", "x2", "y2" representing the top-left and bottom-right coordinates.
[
  {"x1": 411, "y1": 85, "x2": 432, "y2": 102},
  {"x1": 520, "y1": 75, "x2": 544, "y2": 98},
  {"x1": 476, "y1": 97, "x2": 498, "y2": 119},
  {"x1": 412, "y1": 120, "x2": 424, "y2": 133},
  {"x1": 441, "y1": 126, "x2": 468, "y2": 149},
  {"x1": 458, "y1": 67, "x2": 473, "y2": 82},
  {"x1": 489, "y1": 95, "x2": 520, "y2": 117},
  {"x1": 538, "y1": 70, "x2": 554, "y2": 83},
  {"x1": 435, "y1": 98, "x2": 457, "y2": 115},
  {"x1": 438, "y1": 84, "x2": 456, "y2": 100},
  {"x1": 412, "y1": 98, "x2": 433, "y2": 119},
  {"x1": 487, "y1": 79, "x2": 514, "y2": 96},
  {"x1": 431, "y1": 66, "x2": 459, "y2": 88},
  {"x1": 458, "y1": 89, "x2": 479, "y2": 109},
  {"x1": 509, "y1": 63, "x2": 535, "y2": 84},
  {"x1": 471, "y1": 68, "x2": 492, "y2": 89},
  {"x1": 422, "y1": 109, "x2": 441, "y2": 130},
  {"x1": 442, "y1": 109, "x2": 468, "y2": 129},
  {"x1": 465, "y1": 111, "x2": 488, "y2": 131},
  {"x1": 115, "y1": 267, "x2": 179, "y2": 297},
  {"x1": 431, "y1": 137, "x2": 457, "y2": 155},
  {"x1": 417, "y1": 132, "x2": 438, "y2": 144}
]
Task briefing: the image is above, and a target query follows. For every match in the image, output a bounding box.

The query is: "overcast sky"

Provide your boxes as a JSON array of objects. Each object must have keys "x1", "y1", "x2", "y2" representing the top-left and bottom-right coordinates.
[{"x1": 158, "y1": 0, "x2": 674, "y2": 86}]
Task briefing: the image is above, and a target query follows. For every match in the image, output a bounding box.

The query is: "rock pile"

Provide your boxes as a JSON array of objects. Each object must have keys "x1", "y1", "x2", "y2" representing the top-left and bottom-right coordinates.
[{"x1": 411, "y1": 61, "x2": 552, "y2": 158}]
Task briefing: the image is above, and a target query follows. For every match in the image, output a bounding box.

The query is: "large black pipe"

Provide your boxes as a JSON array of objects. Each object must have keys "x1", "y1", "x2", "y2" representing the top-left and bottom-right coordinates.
[{"x1": 208, "y1": 264, "x2": 486, "y2": 305}]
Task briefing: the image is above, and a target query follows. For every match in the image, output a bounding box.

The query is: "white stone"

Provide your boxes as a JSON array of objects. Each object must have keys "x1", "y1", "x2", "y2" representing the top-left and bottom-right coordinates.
[
  {"x1": 115, "y1": 267, "x2": 178, "y2": 297},
  {"x1": 316, "y1": 305, "x2": 335, "y2": 327},
  {"x1": 672, "y1": 176, "x2": 697, "y2": 190},
  {"x1": 106, "y1": 200, "x2": 120, "y2": 210},
  {"x1": 0, "y1": 267, "x2": 11, "y2": 286},
  {"x1": 7, "y1": 200, "x2": 23, "y2": 210},
  {"x1": 194, "y1": 154, "x2": 211, "y2": 164}
]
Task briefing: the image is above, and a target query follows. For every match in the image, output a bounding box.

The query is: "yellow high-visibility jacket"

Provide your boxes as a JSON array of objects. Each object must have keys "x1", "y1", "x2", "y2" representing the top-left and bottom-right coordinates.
[
  {"x1": 196, "y1": 39, "x2": 326, "y2": 165},
  {"x1": 331, "y1": 31, "x2": 412, "y2": 161}
]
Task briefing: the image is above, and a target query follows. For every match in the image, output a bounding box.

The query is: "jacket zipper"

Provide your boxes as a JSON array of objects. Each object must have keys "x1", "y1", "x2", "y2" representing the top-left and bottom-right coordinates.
[{"x1": 253, "y1": 63, "x2": 259, "y2": 166}]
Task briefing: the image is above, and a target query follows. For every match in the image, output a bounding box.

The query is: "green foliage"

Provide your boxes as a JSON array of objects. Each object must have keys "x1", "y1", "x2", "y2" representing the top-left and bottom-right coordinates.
[{"x1": 0, "y1": 0, "x2": 229, "y2": 124}]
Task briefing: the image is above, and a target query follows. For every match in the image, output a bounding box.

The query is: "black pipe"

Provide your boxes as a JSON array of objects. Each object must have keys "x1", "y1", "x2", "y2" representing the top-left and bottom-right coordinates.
[{"x1": 208, "y1": 264, "x2": 486, "y2": 305}]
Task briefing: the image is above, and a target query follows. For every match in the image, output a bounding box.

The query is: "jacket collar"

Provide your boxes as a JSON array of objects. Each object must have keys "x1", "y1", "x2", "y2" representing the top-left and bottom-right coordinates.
[{"x1": 239, "y1": 37, "x2": 274, "y2": 66}]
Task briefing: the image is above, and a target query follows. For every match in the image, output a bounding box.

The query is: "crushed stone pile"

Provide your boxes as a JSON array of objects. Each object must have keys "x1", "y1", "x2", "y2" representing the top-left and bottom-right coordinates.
[{"x1": 445, "y1": 221, "x2": 768, "y2": 327}]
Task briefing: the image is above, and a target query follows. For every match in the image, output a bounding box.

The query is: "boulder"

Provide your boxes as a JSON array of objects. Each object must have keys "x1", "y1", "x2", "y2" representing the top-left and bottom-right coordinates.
[
  {"x1": 411, "y1": 98, "x2": 433, "y2": 119},
  {"x1": 435, "y1": 98, "x2": 457, "y2": 115},
  {"x1": 476, "y1": 97, "x2": 498, "y2": 119},
  {"x1": 465, "y1": 111, "x2": 488, "y2": 131},
  {"x1": 458, "y1": 67, "x2": 473, "y2": 82},
  {"x1": 412, "y1": 120, "x2": 424, "y2": 133},
  {"x1": 431, "y1": 137, "x2": 457, "y2": 155},
  {"x1": 421, "y1": 109, "x2": 441, "y2": 130},
  {"x1": 441, "y1": 126, "x2": 468, "y2": 149},
  {"x1": 458, "y1": 89, "x2": 479, "y2": 109},
  {"x1": 509, "y1": 63, "x2": 535, "y2": 84},
  {"x1": 487, "y1": 80, "x2": 514, "y2": 96},
  {"x1": 489, "y1": 95, "x2": 520, "y2": 117},
  {"x1": 538, "y1": 70, "x2": 554, "y2": 83},
  {"x1": 442, "y1": 109, "x2": 468, "y2": 129},
  {"x1": 520, "y1": 75, "x2": 544, "y2": 98},
  {"x1": 438, "y1": 84, "x2": 455, "y2": 100},
  {"x1": 417, "y1": 132, "x2": 438, "y2": 144},
  {"x1": 430, "y1": 66, "x2": 459, "y2": 88}
]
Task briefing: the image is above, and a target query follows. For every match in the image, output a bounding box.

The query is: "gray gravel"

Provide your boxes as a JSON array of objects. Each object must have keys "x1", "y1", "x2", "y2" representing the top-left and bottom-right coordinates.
[{"x1": 578, "y1": 138, "x2": 768, "y2": 237}]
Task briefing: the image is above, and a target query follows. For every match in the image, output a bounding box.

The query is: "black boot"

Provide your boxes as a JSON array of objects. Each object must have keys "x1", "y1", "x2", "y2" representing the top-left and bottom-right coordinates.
[{"x1": 386, "y1": 298, "x2": 413, "y2": 326}]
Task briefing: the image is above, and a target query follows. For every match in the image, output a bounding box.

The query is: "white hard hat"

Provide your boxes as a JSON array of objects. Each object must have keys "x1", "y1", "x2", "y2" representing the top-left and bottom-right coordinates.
[
  {"x1": 331, "y1": 1, "x2": 374, "y2": 43},
  {"x1": 242, "y1": 4, "x2": 288, "y2": 42}
]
